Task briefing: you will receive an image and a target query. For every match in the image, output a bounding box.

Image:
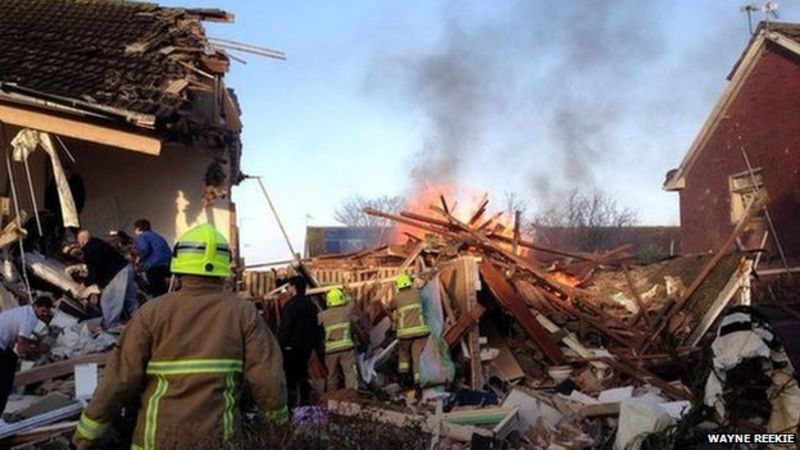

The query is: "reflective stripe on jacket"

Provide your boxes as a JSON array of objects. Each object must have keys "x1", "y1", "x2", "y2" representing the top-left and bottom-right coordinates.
[
  {"x1": 73, "y1": 276, "x2": 288, "y2": 450},
  {"x1": 318, "y1": 304, "x2": 355, "y2": 353},
  {"x1": 394, "y1": 288, "x2": 430, "y2": 339}
]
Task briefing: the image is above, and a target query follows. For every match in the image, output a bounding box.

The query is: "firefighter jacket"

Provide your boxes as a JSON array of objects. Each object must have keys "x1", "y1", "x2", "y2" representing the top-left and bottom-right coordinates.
[
  {"x1": 393, "y1": 288, "x2": 430, "y2": 339},
  {"x1": 318, "y1": 303, "x2": 355, "y2": 354},
  {"x1": 73, "y1": 276, "x2": 288, "y2": 450}
]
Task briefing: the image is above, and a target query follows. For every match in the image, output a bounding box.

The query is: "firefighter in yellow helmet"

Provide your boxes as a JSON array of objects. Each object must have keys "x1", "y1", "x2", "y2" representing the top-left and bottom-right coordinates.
[
  {"x1": 73, "y1": 224, "x2": 288, "y2": 450},
  {"x1": 391, "y1": 273, "x2": 429, "y2": 386},
  {"x1": 317, "y1": 288, "x2": 361, "y2": 391}
]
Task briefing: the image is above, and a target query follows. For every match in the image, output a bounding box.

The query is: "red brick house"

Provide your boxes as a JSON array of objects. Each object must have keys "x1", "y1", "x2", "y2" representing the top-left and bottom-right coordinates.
[{"x1": 664, "y1": 22, "x2": 800, "y2": 264}]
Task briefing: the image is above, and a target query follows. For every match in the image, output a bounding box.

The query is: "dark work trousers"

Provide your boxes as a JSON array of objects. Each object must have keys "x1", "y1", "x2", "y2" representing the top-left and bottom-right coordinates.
[
  {"x1": 283, "y1": 347, "x2": 312, "y2": 408},
  {"x1": 145, "y1": 265, "x2": 171, "y2": 297},
  {"x1": 0, "y1": 346, "x2": 18, "y2": 416}
]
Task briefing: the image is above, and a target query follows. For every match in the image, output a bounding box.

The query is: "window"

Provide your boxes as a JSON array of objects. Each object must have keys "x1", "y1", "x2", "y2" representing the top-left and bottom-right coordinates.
[{"x1": 729, "y1": 168, "x2": 764, "y2": 223}]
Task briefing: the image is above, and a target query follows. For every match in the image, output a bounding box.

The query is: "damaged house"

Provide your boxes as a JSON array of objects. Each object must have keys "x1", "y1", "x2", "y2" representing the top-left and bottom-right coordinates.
[
  {"x1": 0, "y1": 0, "x2": 244, "y2": 260},
  {"x1": 664, "y1": 21, "x2": 800, "y2": 271}
]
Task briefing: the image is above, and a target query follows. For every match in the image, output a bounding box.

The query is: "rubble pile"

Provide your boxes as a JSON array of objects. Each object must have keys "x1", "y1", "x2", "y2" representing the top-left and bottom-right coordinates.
[{"x1": 248, "y1": 193, "x2": 796, "y2": 449}]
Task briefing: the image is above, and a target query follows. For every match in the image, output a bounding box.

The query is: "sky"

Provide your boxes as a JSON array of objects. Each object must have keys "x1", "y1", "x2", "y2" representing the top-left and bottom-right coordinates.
[{"x1": 162, "y1": 0, "x2": 800, "y2": 264}]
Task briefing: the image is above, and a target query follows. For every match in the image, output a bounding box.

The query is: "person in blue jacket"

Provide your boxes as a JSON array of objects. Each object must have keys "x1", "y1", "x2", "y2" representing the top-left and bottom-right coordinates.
[{"x1": 133, "y1": 218, "x2": 172, "y2": 297}]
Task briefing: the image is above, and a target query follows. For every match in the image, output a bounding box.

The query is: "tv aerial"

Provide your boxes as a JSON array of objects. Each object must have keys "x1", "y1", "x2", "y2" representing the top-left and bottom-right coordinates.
[{"x1": 741, "y1": 1, "x2": 780, "y2": 35}]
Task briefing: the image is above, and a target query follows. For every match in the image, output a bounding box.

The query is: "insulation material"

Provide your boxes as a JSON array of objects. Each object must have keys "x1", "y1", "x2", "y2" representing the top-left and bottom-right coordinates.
[
  {"x1": 418, "y1": 278, "x2": 455, "y2": 387},
  {"x1": 501, "y1": 388, "x2": 563, "y2": 432},
  {"x1": 50, "y1": 322, "x2": 115, "y2": 359},
  {"x1": 10, "y1": 129, "x2": 79, "y2": 228},
  {"x1": 24, "y1": 252, "x2": 83, "y2": 298},
  {"x1": 614, "y1": 399, "x2": 676, "y2": 450}
]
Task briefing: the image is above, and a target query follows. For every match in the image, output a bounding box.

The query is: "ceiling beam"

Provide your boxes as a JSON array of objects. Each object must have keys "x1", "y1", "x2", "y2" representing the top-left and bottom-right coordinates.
[{"x1": 0, "y1": 103, "x2": 161, "y2": 156}]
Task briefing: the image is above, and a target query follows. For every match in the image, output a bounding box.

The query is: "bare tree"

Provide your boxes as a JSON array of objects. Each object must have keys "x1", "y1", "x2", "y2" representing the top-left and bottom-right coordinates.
[
  {"x1": 531, "y1": 189, "x2": 638, "y2": 251},
  {"x1": 334, "y1": 195, "x2": 405, "y2": 227},
  {"x1": 503, "y1": 191, "x2": 530, "y2": 221}
]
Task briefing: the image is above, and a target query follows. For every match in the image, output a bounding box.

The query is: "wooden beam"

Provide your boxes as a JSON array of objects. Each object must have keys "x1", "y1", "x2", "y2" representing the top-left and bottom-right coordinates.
[
  {"x1": 14, "y1": 353, "x2": 108, "y2": 387},
  {"x1": 580, "y1": 402, "x2": 621, "y2": 418},
  {"x1": 512, "y1": 211, "x2": 521, "y2": 255},
  {"x1": 444, "y1": 303, "x2": 486, "y2": 347},
  {"x1": 623, "y1": 264, "x2": 653, "y2": 329},
  {"x1": 0, "y1": 104, "x2": 161, "y2": 155},
  {"x1": 480, "y1": 261, "x2": 564, "y2": 364}
]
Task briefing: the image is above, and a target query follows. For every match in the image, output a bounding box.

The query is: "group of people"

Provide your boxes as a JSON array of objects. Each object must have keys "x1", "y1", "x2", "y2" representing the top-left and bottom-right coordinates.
[
  {"x1": 277, "y1": 271, "x2": 431, "y2": 407},
  {"x1": 0, "y1": 219, "x2": 434, "y2": 449},
  {"x1": 71, "y1": 219, "x2": 172, "y2": 329},
  {"x1": 0, "y1": 219, "x2": 175, "y2": 417}
]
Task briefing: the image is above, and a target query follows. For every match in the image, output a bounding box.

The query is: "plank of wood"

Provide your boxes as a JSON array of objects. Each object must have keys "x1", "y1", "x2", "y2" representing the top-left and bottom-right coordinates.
[
  {"x1": 14, "y1": 353, "x2": 108, "y2": 387},
  {"x1": 480, "y1": 261, "x2": 564, "y2": 364},
  {"x1": 512, "y1": 211, "x2": 521, "y2": 256},
  {"x1": 327, "y1": 400, "x2": 491, "y2": 442},
  {"x1": 580, "y1": 402, "x2": 620, "y2": 418},
  {"x1": 489, "y1": 343, "x2": 525, "y2": 383},
  {"x1": 444, "y1": 302, "x2": 486, "y2": 347},
  {"x1": 623, "y1": 264, "x2": 652, "y2": 329},
  {"x1": 528, "y1": 308, "x2": 609, "y2": 371}
]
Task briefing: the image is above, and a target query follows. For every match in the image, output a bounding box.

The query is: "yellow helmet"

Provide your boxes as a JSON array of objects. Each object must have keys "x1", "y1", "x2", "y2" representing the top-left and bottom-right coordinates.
[
  {"x1": 170, "y1": 224, "x2": 231, "y2": 277},
  {"x1": 326, "y1": 288, "x2": 347, "y2": 307},
  {"x1": 396, "y1": 272, "x2": 412, "y2": 290}
]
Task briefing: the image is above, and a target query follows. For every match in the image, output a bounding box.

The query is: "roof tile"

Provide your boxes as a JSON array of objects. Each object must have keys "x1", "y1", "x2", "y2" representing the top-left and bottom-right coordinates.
[{"x1": 0, "y1": 0, "x2": 228, "y2": 125}]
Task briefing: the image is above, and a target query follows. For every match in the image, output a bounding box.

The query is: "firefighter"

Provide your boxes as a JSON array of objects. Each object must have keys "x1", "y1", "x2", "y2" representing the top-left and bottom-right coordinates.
[
  {"x1": 73, "y1": 224, "x2": 288, "y2": 450},
  {"x1": 392, "y1": 273, "x2": 429, "y2": 386},
  {"x1": 318, "y1": 288, "x2": 359, "y2": 391}
]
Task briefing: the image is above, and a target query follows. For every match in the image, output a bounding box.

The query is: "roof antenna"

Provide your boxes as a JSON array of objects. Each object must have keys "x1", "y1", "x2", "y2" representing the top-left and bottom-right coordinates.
[{"x1": 741, "y1": 2, "x2": 779, "y2": 35}]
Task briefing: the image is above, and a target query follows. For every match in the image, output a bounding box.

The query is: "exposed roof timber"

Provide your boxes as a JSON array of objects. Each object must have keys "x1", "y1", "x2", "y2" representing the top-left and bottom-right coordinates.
[
  {"x1": 663, "y1": 32, "x2": 768, "y2": 191},
  {"x1": 0, "y1": 103, "x2": 161, "y2": 156},
  {"x1": 765, "y1": 30, "x2": 800, "y2": 57},
  {"x1": 186, "y1": 8, "x2": 235, "y2": 23}
]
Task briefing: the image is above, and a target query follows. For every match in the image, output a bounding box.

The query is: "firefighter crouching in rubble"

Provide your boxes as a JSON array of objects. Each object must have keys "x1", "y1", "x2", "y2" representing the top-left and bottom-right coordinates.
[
  {"x1": 391, "y1": 273, "x2": 430, "y2": 387},
  {"x1": 73, "y1": 224, "x2": 289, "y2": 450},
  {"x1": 318, "y1": 288, "x2": 367, "y2": 391}
]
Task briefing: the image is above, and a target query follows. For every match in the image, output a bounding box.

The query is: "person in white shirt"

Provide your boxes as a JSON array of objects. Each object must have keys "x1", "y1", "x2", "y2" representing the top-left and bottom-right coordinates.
[{"x1": 0, "y1": 297, "x2": 54, "y2": 415}]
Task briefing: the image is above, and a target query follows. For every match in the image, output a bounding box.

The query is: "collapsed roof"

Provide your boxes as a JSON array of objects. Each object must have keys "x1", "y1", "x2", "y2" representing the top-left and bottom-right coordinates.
[{"x1": 0, "y1": 0, "x2": 237, "y2": 140}]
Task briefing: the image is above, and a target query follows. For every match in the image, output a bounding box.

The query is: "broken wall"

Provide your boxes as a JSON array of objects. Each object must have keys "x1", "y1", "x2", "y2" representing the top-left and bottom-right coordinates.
[
  {"x1": 66, "y1": 139, "x2": 233, "y2": 245},
  {"x1": 0, "y1": 123, "x2": 234, "y2": 247}
]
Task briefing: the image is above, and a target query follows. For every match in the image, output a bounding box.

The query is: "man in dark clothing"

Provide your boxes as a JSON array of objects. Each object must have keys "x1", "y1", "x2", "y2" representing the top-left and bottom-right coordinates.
[
  {"x1": 277, "y1": 276, "x2": 322, "y2": 407},
  {"x1": 77, "y1": 230, "x2": 138, "y2": 329},
  {"x1": 133, "y1": 219, "x2": 172, "y2": 297}
]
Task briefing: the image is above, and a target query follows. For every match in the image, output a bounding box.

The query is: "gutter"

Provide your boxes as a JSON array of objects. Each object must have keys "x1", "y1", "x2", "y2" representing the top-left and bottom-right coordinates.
[{"x1": 0, "y1": 82, "x2": 156, "y2": 129}]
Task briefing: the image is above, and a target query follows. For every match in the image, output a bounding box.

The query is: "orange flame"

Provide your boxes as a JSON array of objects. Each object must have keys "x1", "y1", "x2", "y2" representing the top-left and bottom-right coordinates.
[
  {"x1": 393, "y1": 184, "x2": 517, "y2": 244},
  {"x1": 551, "y1": 271, "x2": 581, "y2": 287}
]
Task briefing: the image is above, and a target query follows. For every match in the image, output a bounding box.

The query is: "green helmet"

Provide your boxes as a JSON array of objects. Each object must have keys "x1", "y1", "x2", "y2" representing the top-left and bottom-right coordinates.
[
  {"x1": 396, "y1": 272, "x2": 412, "y2": 290},
  {"x1": 326, "y1": 288, "x2": 347, "y2": 307},
  {"x1": 170, "y1": 224, "x2": 232, "y2": 277}
]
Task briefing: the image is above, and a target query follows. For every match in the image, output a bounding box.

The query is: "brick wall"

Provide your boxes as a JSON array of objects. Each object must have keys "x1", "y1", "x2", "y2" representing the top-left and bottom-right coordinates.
[{"x1": 680, "y1": 42, "x2": 800, "y2": 258}]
